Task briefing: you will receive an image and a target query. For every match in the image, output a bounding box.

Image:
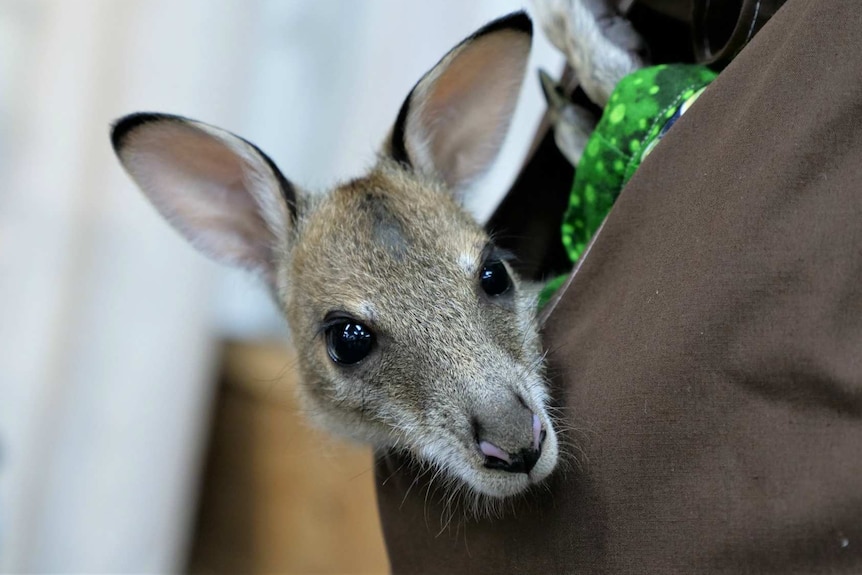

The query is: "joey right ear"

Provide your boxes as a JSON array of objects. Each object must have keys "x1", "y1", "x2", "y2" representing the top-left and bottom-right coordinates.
[
  {"x1": 111, "y1": 113, "x2": 299, "y2": 286},
  {"x1": 385, "y1": 12, "x2": 533, "y2": 197}
]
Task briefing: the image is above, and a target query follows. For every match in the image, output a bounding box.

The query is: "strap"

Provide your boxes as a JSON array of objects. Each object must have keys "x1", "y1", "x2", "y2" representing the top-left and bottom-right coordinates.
[
  {"x1": 628, "y1": 0, "x2": 788, "y2": 67},
  {"x1": 691, "y1": 0, "x2": 787, "y2": 67}
]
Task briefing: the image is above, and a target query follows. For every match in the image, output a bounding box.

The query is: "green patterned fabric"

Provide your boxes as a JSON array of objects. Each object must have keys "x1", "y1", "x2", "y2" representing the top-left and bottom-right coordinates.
[{"x1": 539, "y1": 64, "x2": 717, "y2": 308}]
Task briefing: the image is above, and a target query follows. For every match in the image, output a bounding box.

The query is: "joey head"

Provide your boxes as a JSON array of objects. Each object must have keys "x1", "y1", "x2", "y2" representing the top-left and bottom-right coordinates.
[{"x1": 111, "y1": 12, "x2": 559, "y2": 502}]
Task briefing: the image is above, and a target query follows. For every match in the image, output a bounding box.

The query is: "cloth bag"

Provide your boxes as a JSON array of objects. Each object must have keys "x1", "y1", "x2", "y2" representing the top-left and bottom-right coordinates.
[{"x1": 376, "y1": 1, "x2": 862, "y2": 572}]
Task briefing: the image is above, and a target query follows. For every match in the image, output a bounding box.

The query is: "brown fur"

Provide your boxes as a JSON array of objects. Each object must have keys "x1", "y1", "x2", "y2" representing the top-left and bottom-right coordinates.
[{"x1": 279, "y1": 162, "x2": 558, "y2": 498}]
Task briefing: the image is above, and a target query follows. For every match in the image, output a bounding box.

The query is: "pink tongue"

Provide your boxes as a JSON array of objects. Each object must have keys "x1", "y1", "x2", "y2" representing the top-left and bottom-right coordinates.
[
  {"x1": 479, "y1": 440, "x2": 511, "y2": 464},
  {"x1": 532, "y1": 414, "x2": 542, "y2": 451}
]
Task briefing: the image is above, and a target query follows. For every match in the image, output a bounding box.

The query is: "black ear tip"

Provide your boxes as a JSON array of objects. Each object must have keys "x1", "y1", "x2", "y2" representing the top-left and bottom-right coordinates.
[
  {"x1": 110, "y1": 112, "x2": 187, "y2": 152},
  {"x1": 472, "y1": 11, "x2": 532, "y2": 40}
]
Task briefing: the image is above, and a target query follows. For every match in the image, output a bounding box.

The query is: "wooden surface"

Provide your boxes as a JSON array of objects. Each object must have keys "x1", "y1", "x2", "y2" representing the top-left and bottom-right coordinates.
[{"x1": 187, "y1": 341, "x2": 389, "y2": 574}]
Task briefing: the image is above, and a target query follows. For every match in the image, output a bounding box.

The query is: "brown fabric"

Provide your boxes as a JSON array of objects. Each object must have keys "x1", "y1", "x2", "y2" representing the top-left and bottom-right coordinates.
[{"x1": 376, "y1": 1, "x2": 862, "y2": 573}]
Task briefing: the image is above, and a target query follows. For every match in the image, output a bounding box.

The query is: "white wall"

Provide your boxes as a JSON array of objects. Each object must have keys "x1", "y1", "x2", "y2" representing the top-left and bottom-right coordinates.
[{"x1": 0, "y1": 1, "x2": 561, "y2": 571}]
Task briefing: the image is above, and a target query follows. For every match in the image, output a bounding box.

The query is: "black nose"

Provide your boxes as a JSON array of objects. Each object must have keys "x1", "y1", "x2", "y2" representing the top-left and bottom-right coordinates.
[{"x1": 483, "y1": 446, "x2": 542, "y2": 474}]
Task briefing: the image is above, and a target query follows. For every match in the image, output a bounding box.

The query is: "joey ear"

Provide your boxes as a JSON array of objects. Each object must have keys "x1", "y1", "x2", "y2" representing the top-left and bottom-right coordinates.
[
  {"x1": 386, "y1": 12, "x2": 532, "y2": 196},
  {"x1": 111, "y1": 113, "x2": 298, "y2": 285}
]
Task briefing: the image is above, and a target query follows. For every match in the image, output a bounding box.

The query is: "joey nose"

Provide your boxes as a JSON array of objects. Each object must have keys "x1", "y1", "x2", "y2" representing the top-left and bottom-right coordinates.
[
  {"x1": 476, "y1": 412, "x2": 545, "y2": 474},
  {"x1": 480, "y1": 442, "x2": 542, "y2": 474}
]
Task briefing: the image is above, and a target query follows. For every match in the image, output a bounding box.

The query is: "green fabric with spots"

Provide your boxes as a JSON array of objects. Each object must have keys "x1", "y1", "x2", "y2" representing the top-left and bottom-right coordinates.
[{"x1": 538, "y1": 64, "x2": 716, "y2": 307}]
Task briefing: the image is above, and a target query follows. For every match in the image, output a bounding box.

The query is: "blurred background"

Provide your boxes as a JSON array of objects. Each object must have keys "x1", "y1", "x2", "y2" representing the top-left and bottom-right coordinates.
[{"x1": 0, "y1": 0, "x2": 562, "y2": 572}]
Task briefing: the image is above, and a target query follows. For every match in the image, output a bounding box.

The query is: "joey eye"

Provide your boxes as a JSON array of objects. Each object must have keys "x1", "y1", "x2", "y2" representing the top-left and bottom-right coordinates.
[
  {"x1": 326, "y1": 321, "x2": 375, "y2": 365},
  {"x1": 480, "y1": 259, "x2": 511, "y2": 296}
]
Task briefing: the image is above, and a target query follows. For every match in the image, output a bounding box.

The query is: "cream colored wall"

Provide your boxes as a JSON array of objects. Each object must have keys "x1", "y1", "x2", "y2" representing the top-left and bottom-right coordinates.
[
  {"x1": 0, "y1": 1, "x2": 561, "y2": 571},
  {"x1": 0, "y1": 0, "x2": 249, "y2": 570}
]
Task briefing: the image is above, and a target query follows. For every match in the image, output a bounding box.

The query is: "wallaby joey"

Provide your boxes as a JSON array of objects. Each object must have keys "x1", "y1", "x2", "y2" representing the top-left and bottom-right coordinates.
[{"x1": 111, "y1": 12, "x2": 559, "y2": 501}]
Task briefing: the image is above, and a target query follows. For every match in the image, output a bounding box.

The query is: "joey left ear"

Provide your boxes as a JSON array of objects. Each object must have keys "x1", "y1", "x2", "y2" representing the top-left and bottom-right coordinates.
[
  {"x1": 111, "y1": 113, "x2": 298, "y2": 287},
  {"x1": 385, "y1": 12, "x2": 533, "y2": 196}
]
